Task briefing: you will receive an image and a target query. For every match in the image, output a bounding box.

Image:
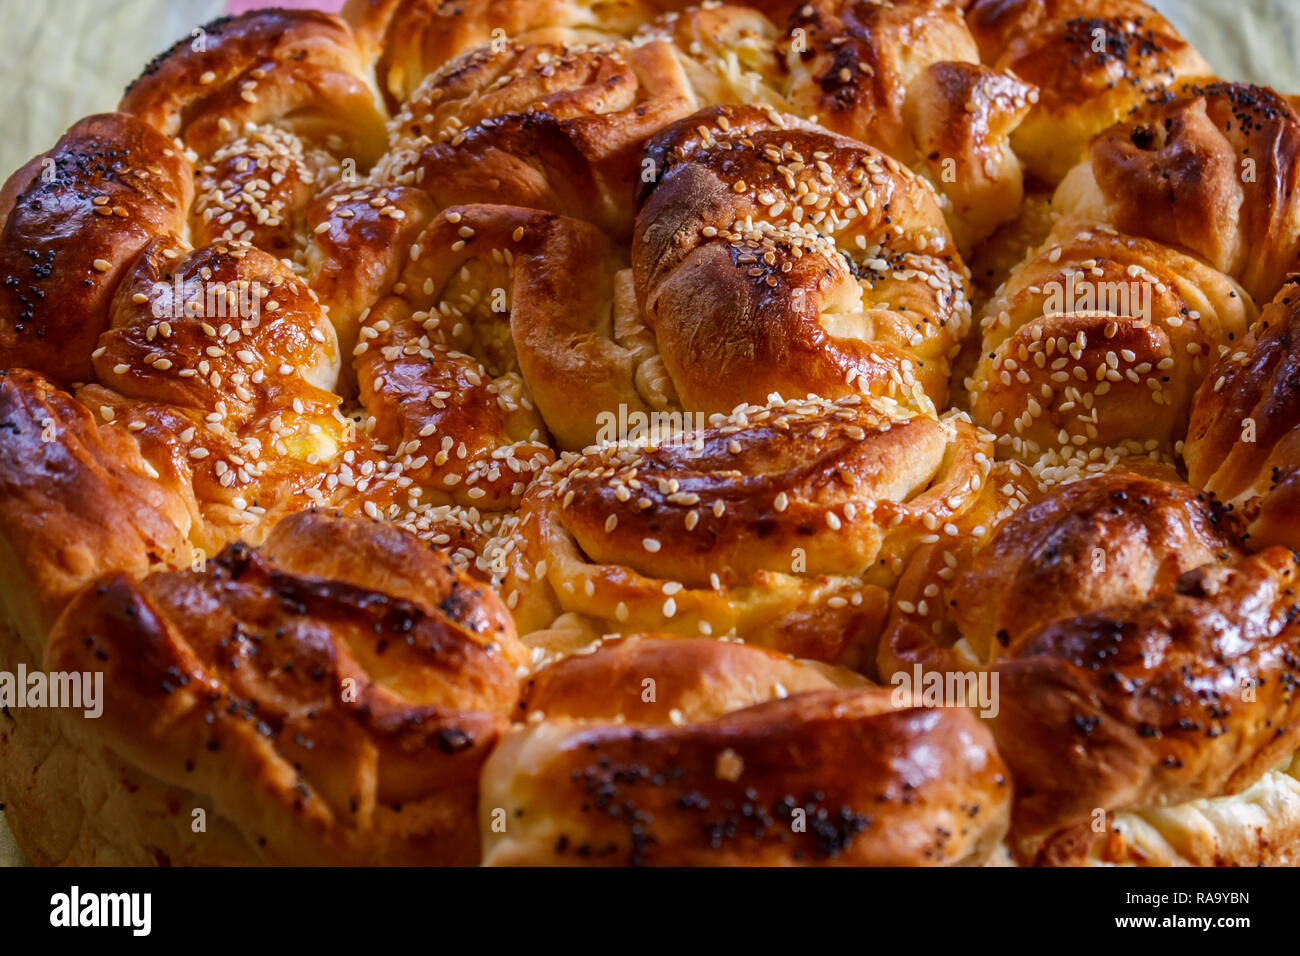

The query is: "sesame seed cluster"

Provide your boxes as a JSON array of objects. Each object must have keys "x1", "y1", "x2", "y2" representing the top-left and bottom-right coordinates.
[{"x1": 498, "y1": 391, "x2": 998, "y2": 670}]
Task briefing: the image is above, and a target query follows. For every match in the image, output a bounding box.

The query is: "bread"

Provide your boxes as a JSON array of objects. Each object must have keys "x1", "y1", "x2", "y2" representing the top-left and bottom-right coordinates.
[
  {"x1": 483, "y1": 638, "x2": 1009, "y2": 865},
  {"x1": 966, "y1": 0, "x2": 1212, "y2": 184},
  {"x1": 1184, "y1": 278, "x2": 1300, "y2": 550},
  {"x1": 1062, "y1": 83, "x2": 1300, "y2": 304},
  {"x1": 42, "y1": 511, "x2": 522, "y2": 865},
  {"x1": 3, "y1": 0, "x2": 1300, "y2": 867},
  {"x1": 0, "y1": 114, "x2": 193, "y2": 386},
  {"x1": 495, "y1": 392, "x2": 992, "y2": 670},
  {"x1": 635, "y1": 104, "x2": 971, "y2": 413},
  {"x1": 876, "y1": 471, "x2": 1300, "y2": 865},
  {"x1": 120, "y1": 8, "x2": 388, "y2": 164},
  {"x1": 966, "y1": 222, "x2": 1256, "y2": 458},
  {"x1": 784, "y1": 0, "x2": 1036, "y2": 249},
  {"x1": 992, "y1": 547, "x2": 1300, "y2": 863},
  {"x1": 0, "y1": 371, "x2": 193, "y2": 654}
]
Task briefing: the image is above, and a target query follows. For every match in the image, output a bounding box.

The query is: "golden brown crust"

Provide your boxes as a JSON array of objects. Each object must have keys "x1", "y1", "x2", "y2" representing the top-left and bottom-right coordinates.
[
  {"x1": 497, "y1": 392, "x2": 993, "y2": 669},
  {"x1": 517, "y1": 632, "x2": 867, "y2": 723},
  {"x1": 635, "y1": 104, "x2": 970, "y2": 413},
  {"x1": 786, "y1": 0, "x2": 979, "y2": 161},
  {"x1": 966, "y1": 0, "x2": 1212, "y2": 184},
  {"x1": 120, "y1": 8, "x2": 386, "y2": 164},
  {"x1": 903, "y1": 61, "x2": 1036, "y2": 249},
  {"x1": 952, "y1": 472, "x2": 1243, "y2": 662},
  {"x1": 780, "y1": 1, "x2": 1035, "y2": 250},
  {"x1": 991, "y1": 547, "x2": 1300, "y2": 862},
  {"x1": 0, "y1": 114, "x2": 193, "y2": 385},
  {"x1": 481, "y1": 686, "x2": 1011, "y2": 865},
  {"x1": 69, "y1": 235, "x2": 351, "y2": 549},
  {"x1": 0, "y1": 370, "x2": 192, "y2": 654},
  {"x1": 1061, "y1": 81, "x2": 1300, "y2": 304},
  {"x1": 43, "y1": 514, "x2": 520, "y2": 864},
  {"x1": 968, "y1": 222, "x2": 1256, "y2": 458},
  {"x1": 302, "y1": 182, "x2": 438, "y2": 383},
  {"x1": 361, "y1": 0, "x2": 685, "y2": 106},
  {"x1": 357, "y1": 202, "x2": 657, "y2": 458},
  {"x1": 261, "y1": 510, "x2": 524, "y2": 667},
  {"x1": 1185, "y1": 279, "x2": 1300, "y2": 550},
  {"x1": 99, "y1": 239, "x2": 341, "y2": 406},
  {"x1": 638, "y1": 2, "x2": 788, "y2": 108},
  {"x1": 385, "y1": 37, "x2": 698, "y2": 237}
]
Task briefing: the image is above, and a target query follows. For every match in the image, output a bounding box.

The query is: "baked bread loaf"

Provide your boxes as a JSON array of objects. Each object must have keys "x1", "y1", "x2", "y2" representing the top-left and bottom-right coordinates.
[
  {"x1": 482, "y1": 636, "x2": 1009, "y2": 865},
  {"x1": 2, "y1": 0, "x2": 1300, "y2": 867},
  {"x1": 1184, "y1": 279, "x2": 1300, "y2": 550}
]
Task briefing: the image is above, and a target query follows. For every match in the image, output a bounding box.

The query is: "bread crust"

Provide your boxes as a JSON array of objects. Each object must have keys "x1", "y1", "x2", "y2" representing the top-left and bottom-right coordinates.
[
  {"x1": 968, "y1": 224, "x2": 1256, "y2": 458},
  {"x1": 1185, "y1": 278, "x2": 1300, "y2": 550},
  {"x1": 1063, "y1": 82, "x2": 1300, "y2": 304},
  {"x1": 5, "y1": 0, "x2": 1300, "y2": 868},
  {"x1": 39, "y1": 513, "x2": 521, "y2": 864},
  {"x1": 496, "y1": 393, "x2": 991, "y2": 669},
  {"x1": 636, "y1": 104, "x2": 970, "y2": 413},
  {"x1": 966, "y1": 0, "x2": 1211, "y2": 183},
  {"x1": 993, "y1": 548, "x2": 1300, "y2": 861},
  {"x1": 0, "y1": 370, "x2": 192, "y2": 653},
  {"x1": 121, "y1": 8, "x2": 387, "y2": 164},
  {"x1": 482, "y1": 684, "x2": 1012, "y2": 865},
  {"x1": 0, "y1": 115, "x2": 193, "y2": 385}
]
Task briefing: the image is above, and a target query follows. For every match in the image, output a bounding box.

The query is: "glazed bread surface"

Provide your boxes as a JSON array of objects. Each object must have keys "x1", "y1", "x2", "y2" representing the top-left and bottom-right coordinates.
[{"x1": 4, "y1": 0, "x2": 1300, "y2": 868}]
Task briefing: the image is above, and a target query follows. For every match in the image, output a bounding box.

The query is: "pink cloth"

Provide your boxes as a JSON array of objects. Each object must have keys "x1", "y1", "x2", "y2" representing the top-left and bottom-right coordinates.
[{"x1": 225, "y1": 0, "x2": 346, "y2": 13}]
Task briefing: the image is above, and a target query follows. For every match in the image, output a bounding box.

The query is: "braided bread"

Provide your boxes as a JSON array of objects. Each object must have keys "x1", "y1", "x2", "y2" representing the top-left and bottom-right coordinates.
[
  {"x1": 966, "y1": 0, "x2": 1212, "y2": 184},
  {"x1": 1056, "y1": 81, "x2": 1300, "y2": 304},
  {"x1": 42, "y1": 511, "x2": 522, "y2": 865},
  {"x1": 1184, "y1": 279, "x2": 1300, "y2": 550},
  {"x1": 3, "y1": 0, "x2": 1300, "y2": 868},
  {"x1": 496, "y1": 392, "x2": 991, "y2": 669},
  {"x1": 966, "y1": 222, "x2": 1256, "y2": 459},
  {"x1": 483, "y1": 638, "x2": 1010, "y2": 865},
  {"x1": 635, "y1": 105, "x2": 971, "y2": 414}
]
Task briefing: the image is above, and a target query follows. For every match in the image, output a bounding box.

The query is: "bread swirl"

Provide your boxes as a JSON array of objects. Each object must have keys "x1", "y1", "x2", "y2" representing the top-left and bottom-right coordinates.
[
  {"x1": 42, "y1": 511, "x2": 522, "y2": 864},
  {"x1": 966, "y1": 0, "x2": 1212, "y2": 184},
  {"x1": 966, "y1": 222, "x2": 1256, "y2": 459},
  {"x1": 380, "y1": 36, "x2": 699, "y2": 238},
  {"x1": 1184, "y1": 278, "x2": 1300, "y2": 549},
  {"x1": 495, "y1": 392, "x2": 992, "y2": 670},
  {"x1": 0, "y1": 114, "x2": 193, "y2": 386},
  {"x1": 785, "y1": 0, "x2": 1037, "y2": 249},
  {"x1": 636, "y1": 104, "x2": 972, "y2": 414},
  {"x1": 0, "y1": 371, "x2": 192, "y2": 655},
  {"x1": 992, "y1": 547, "x2": 1300, "y2": 863},
  {"x1": 877, "y1": 471, "x2": 1300, "y2": 864},
  {"x1": 483, "y1": 638, "x2": 1010, "y2": 865},
  {"x1": 121, "y1": 8, "x2": 388, "y2": 164},
  {"x1": 1056, "y1": 81, "x2": 1300, "y2": 305}
]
